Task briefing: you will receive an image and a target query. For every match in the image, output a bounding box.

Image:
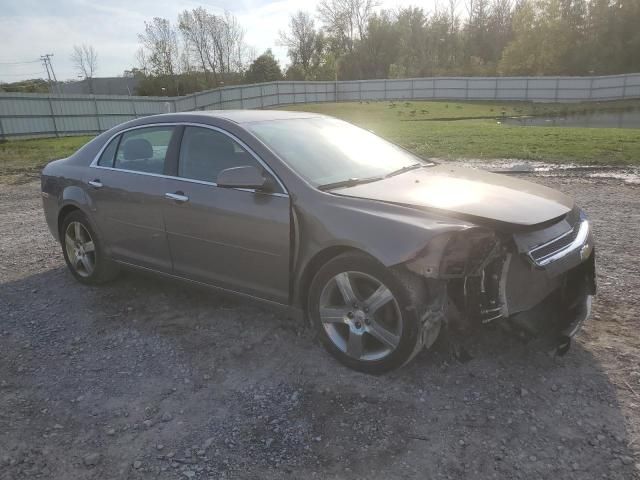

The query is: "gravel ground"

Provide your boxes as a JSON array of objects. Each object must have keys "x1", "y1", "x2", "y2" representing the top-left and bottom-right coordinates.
[{"x1": 1, "y1": 172, "x2": 639, "y2": 480}]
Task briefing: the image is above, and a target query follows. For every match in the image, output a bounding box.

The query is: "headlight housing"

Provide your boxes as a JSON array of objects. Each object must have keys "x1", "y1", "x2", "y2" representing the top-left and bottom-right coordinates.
[{"x1": 406, "y1": 227, "x2": 499, "y2": 278}]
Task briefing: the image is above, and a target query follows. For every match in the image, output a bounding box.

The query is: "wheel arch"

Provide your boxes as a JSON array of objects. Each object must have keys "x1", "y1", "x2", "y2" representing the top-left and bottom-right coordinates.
[
  {"x1": 57, "y1": 204, "x2": 82, "y2": 239},
  {"x1": 296, "y1": 245, "x2": 374, "y2": 312},
  {"x1": 56, "y1": 184, "x2": 101, "y2": 241}
]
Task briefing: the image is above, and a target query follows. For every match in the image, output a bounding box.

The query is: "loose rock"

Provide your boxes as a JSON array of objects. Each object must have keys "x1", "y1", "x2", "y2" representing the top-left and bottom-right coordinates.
[{"x1": 83, "y1": 453, "x2": 101, "y2": 467}]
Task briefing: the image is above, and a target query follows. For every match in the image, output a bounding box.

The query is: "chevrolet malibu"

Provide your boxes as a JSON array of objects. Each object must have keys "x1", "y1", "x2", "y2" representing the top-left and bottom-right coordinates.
[{"x1": 41, "y1": 111, "x2": 595, "y2": 373}]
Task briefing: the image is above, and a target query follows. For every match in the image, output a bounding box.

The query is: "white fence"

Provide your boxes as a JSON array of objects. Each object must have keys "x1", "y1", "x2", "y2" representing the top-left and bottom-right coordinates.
[{"x1": 1, "y1": 74, "x2": 639, "y2": 139}]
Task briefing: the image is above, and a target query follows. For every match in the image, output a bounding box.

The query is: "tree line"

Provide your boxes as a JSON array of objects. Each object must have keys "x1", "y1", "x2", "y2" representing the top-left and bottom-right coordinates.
[
  {"x1": 129, "y1": 0, "x2": 639, "y2": 96},
  {"x1": 130, "y1": 9, "x2": 253, "y2": 96},
  {"x1": 280, "y1": 0, "x2": 640, "y2": 80},
  {"x1": 2, "y1": 0, "x2": 637, "y2": 95}
]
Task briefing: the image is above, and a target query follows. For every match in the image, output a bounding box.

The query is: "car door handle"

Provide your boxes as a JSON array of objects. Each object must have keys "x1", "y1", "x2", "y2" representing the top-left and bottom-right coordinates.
[
  {"x1": 165, "y1": 192, "x2": 189, "y2": 203},
  {"x1": 88, "y1": 179, "x2": 103, "y2": 188}
]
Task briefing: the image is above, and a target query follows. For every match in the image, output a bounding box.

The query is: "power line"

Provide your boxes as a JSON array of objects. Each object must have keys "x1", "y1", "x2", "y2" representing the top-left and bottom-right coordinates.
[
  {"x1": 0, "y1": 59, "x2": 41, "y2": 65},
  {"x1": 0, "y1": 71, "x2": 46, "y2": 77}
]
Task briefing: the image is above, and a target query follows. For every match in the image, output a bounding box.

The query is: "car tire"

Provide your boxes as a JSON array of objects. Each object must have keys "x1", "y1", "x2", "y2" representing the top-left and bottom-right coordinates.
[
  {"x1": 308, "y1": 251, "x2": 439, "y2": 374},
  {"x1": 60, "y1": 210, "x2": 119, "y2": 285}
]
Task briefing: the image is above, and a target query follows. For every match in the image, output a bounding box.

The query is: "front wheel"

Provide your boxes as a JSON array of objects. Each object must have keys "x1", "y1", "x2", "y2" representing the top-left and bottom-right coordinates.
[
  {"x1": 308, "y1": 252, "x2": 439, "y2": 374},
  {"x1": 60, "y1": 210, "x2": 119, "y2": 285}
]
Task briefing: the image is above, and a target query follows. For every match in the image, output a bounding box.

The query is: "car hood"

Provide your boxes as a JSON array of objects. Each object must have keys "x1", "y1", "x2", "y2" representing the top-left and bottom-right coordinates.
[{"x1": 331, "y1": 164, "x2": 574, "y2": 229}]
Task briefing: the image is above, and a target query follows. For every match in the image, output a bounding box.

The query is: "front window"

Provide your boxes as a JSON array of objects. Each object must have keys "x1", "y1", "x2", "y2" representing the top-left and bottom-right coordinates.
[
  {"x1": 246, "y1": 117, "x2": 429, "y2": 187},
  {"x1": 178, "y1": 126, "x2": 261, "y2": 183}
]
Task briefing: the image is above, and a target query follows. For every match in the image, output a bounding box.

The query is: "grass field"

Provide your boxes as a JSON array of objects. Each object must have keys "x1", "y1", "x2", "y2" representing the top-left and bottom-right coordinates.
[
  {"x1": 0, "y1": 136, "x2": 93, "y2": 183},
  {"x1": 1, "y1": 100, "x2": 638, "y2": 183},
  {"x1": 281, "y1": 99, "x2": 640, "y2": 165}
]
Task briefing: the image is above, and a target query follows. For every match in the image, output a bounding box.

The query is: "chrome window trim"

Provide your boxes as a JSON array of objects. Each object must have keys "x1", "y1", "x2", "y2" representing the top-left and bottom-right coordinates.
[
  {"x1": 528, "y1": 220, "x2": 590, "y2": 267},
  {"x1": 89, "y1": 121, "x2": 289, "y2": 197}
]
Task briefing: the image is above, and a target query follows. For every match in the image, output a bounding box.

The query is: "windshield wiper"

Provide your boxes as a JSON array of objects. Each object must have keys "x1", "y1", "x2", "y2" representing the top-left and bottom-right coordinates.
[
  {"x1": 317, "y1": 176, "x2": 385, "y2": 191},
  {"x1": 318, "y1": 163, "x2": 426, "y2": 191},
  {"x1": 385, "y1": 163, "x2": 424, "y2": 178}
]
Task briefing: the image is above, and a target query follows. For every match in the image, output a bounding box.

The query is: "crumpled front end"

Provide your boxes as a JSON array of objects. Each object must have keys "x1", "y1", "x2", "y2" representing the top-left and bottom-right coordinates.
[{"x1": 405, "y1": 207, "x2": 596, "y2": 351}]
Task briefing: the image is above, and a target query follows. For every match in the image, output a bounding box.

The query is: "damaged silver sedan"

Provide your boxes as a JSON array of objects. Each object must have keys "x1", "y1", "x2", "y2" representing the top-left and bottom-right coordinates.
[{"x1": 41, "y1": 111, "x2": 596, "y2": 373}]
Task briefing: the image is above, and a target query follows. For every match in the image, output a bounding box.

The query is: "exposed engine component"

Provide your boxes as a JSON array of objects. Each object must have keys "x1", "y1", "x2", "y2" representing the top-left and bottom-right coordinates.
[{"x1": 423, "y1": 219, "x2": 596, "y2": 348}]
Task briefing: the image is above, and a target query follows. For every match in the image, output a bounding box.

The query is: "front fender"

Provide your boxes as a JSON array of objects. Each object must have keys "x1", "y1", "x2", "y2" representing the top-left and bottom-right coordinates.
[
  {"x1": 308, "y1": 199, "x2": 476, "y2": 265},
  {"x1": 291, "y1": 195, "x2": 477, "y2": 306}
]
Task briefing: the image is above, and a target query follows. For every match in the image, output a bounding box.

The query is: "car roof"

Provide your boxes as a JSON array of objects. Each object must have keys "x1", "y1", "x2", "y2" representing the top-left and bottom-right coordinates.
[{"x1": 155, "y1": 109, "x2": 326, "y2": 124}]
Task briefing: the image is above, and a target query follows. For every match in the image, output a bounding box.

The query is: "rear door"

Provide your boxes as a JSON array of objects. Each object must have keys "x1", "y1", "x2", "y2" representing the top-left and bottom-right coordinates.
[
  {"x1": 86, "y1": 125, "x2": 177, "y2": 272},
  {"x1": 161, "y1": 125, "x2": 291, "y2": 303}
]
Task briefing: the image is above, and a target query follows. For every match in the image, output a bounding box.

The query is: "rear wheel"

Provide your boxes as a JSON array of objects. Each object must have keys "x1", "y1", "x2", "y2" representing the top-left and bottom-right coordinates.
[
  {"x1": 60, "y1": 210, "x2": 119, "y2": 284},
  {"x1": 308, "y1": 252, "x2": 439, "y2": 374}
]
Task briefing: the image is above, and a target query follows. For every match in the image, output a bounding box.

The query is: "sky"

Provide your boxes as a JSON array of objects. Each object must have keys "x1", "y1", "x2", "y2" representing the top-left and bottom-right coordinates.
[{"x1": 0, "y1": 0, "x2": 440, "y2": 83}]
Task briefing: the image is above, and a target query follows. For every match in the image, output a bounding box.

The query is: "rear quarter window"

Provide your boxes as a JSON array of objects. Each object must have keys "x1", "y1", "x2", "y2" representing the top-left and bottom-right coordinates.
[{"x1": 97, "y1": 136, "x2": 119, "y2": 167}]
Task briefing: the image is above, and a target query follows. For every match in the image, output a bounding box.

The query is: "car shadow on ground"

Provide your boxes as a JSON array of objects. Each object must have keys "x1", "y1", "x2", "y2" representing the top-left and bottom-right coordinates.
[{"x1": 1, "y1": 266, "x2": 637, "y2": 479}]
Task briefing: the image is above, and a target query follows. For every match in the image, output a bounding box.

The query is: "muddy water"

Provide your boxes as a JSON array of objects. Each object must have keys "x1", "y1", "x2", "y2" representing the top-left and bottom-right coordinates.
[
  {"x1": 502, "y1": 109, "x2": 640, "y2": 129},
  {"x1": 438, "y1": 159, "x2": 640, "y2": 185}
]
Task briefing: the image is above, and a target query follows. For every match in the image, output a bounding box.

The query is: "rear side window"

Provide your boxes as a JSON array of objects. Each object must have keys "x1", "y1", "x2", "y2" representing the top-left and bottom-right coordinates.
[
  {"x1": 178, "y1": 126, "x2": 261, "y2": 183},
  {"x1": 114, "y1": 127, "x2": 174, "y2": 174},
  {"x1": 97, "y1": 137, "x2": 119, "y2": 167}
]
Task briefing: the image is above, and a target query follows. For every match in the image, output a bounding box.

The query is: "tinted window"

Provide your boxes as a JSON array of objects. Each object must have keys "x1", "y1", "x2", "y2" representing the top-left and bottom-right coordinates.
[
  {"x1": 97, "y1": 136, "x2": 119, "y2": 167},
  {"x1": 114, "y1": 127, "x2": 174, "y2": 174},
  {"x1": 178, "y1": 126, "x2": 260, "y2": 183}
]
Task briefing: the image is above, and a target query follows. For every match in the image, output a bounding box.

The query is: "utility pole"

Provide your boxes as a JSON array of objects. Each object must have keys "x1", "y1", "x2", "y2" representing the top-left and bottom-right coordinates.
[
  {"x1": 40, "y1": 54, "x2": 60, "y2": 94},
  {"x1": 41, "y1": 55, "x2": 54, "y2": 93}
]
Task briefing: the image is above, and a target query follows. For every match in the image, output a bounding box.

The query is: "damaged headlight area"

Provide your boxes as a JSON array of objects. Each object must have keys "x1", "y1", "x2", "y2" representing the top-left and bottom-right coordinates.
[
  {"x1": 404, "y1": 219, "x2": 596, "y2": 351},
  {"x1": 405, "y1": 227, "x2": 508, "y2": 326},
  {"x1": 405, "y1": 227, "x2": 501, "y2": 279}
]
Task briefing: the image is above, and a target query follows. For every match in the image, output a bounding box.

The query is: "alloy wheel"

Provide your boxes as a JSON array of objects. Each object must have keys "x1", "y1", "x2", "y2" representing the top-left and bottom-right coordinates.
[
  {"x1": 319, "y1": 271, "x2": 402, "y2": 361},
  {"x1": 64, "y1": 221, "x2": 96, "y2": 278}
]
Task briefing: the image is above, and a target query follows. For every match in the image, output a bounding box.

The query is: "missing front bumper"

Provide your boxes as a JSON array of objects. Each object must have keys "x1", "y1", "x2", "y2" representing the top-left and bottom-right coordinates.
[{"x1": 506, "y1": 251, "x2": 596, "y2": 343}]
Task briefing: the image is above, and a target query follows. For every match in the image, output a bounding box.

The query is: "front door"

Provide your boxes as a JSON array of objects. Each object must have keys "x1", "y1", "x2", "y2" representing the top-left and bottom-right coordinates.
[
  {"x1": 86, "y1": 125, "x2": 177, "y2": 272},
  {"x1": 162, "y1": 125, "x2": 290, "y2": 303}
]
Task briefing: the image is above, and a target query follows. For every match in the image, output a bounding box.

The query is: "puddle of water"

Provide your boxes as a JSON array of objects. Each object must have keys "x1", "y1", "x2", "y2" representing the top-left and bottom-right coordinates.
[
  {"x1": 502, "y1": 109, "x2": 640, "y2": 129},
  {"x1": 588, "y1": 171, "x2": 640, "y2": 184},
  {"x1": 436, "y1": 158, "x2": 640, "y2": 185}
]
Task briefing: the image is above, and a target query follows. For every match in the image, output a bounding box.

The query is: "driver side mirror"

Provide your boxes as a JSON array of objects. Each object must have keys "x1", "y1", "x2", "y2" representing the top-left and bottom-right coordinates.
[{"x1": 216, "y1": 165, "x2": 273, "y2": 191}]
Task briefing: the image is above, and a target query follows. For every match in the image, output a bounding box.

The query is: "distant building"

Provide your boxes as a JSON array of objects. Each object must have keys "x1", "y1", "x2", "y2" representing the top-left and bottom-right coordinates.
[{"x1": 60, "y1": 77, "x2": 140, "y2": 96}]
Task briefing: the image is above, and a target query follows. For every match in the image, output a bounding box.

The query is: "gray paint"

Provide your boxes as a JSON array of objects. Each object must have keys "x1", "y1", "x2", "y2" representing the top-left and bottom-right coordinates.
[
  {"x1": 4, "y1": 73, "x2": 640, "y2": 139},
  {"x1": 41, "y1": 111, "x2": 595, "y2": 315}
]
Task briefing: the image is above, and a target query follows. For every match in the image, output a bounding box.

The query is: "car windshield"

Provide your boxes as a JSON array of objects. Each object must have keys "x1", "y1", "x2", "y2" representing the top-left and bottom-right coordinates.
[{"x1": 246, "y1": 117, "x2": 431, "y2": 188}]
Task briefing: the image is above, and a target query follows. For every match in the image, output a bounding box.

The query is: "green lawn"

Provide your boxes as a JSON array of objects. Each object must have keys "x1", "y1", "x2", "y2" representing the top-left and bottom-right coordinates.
[
  {"x1": 282, "y1": 100, "x2": 640, "y2": 165},
  {"x1": 1, "y1": 100, "x2": 638, "y2": 184},
  {"x1": 0, "y1": 136, "x2": 93, "y2": 183}
]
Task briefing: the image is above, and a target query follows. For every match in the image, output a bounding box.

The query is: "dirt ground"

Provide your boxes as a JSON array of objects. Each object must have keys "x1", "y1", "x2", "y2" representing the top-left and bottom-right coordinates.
[{"x1": 1, "y1": 171, "x2": 639, "y2": 480}]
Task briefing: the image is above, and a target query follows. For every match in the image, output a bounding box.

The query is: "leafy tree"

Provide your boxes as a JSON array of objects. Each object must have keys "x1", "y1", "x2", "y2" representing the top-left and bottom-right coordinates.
[
  {"x1": 585, "y1": 0, "x2": 640, "y2": 74},
  {"x1": 356, "y1": 11, "x2": 400, "y2": 78},
  {"x1": 284, "y1": 64, "x2": 307, "y2": 80},
  {"x1": 0, "y1": 79, "x2": 50, "y2": 93},
  {"x1": 279, "y1": 12, "x2": 319, "y2": 78},
  {"x1": 498, "y1": 0, "x2": 582, "y2": 75},
  {"x1": 138, "y1": 17, "x2": 180, "y2": 77},
  {"x1": 178, "y1": 7, "x2": 219, "y2": 85},
  {"x1": 125, "y1": 0, "x2": 640, "y2": 96},
  {"x1": 245, "y1": 49, "x2": 283, "y2": 83},
  {"x1": 394, "y1": 7, "x2": 428, "y2": 77},
  {"x1": 317, "y1": 0, "x2": 380, "y2": 53}
]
